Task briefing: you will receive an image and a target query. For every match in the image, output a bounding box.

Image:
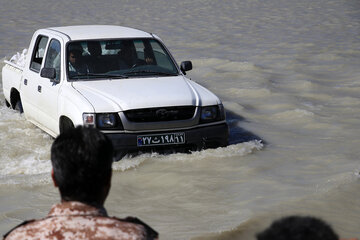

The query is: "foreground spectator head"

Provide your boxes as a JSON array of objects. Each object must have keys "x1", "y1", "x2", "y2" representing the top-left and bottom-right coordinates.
[
  {"x1": 256, "y1": 216, "x2": 339, "y2": 240},
  {"x1": 51, "y1": 126, "x2": 114, "y2": 206},
  {"x1": 4, "y1": 127, "x2": 158, "y2": 240}
]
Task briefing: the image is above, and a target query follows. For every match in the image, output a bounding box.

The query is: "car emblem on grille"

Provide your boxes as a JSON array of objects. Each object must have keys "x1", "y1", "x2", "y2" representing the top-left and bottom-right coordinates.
[{"x1": 156, "y1": 109, "x2": 168, "y2": 119}]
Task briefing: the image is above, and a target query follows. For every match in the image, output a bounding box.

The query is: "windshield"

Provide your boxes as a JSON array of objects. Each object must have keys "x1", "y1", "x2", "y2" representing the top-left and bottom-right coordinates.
[{"x1": 67, "y1": 38, "x2": 179, "y2": 80}]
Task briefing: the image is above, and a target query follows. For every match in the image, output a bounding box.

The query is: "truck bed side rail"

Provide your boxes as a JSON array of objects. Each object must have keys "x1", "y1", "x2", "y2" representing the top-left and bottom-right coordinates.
[{"x1": 4, "y1": 60, "x2": 24, "y2": 72}]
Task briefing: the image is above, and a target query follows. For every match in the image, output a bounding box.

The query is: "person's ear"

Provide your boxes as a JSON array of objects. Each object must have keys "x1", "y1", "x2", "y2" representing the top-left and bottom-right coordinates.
[{"x1": 51, "y1": 168, "x2": 58, "y2": 187}]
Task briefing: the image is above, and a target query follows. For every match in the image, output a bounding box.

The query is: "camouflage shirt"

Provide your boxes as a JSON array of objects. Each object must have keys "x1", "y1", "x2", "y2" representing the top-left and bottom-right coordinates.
[{"x1": 4, "y1": 201, "x2": 158, "y2": 240}]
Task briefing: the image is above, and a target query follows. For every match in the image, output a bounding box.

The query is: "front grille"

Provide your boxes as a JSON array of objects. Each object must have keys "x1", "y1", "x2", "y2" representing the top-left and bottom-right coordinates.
[{"x1": 124, "y1": 106, "x2": 196, "y2": 122}]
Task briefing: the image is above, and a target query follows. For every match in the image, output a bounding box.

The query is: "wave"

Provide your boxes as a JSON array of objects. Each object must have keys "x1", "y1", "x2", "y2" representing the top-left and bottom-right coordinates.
[
  {"x1": 192, "y1": 58, "x2": 259, "y2": 72},
  {"x1": 271, "y1": 108, "x2": 314, "y2": 121},
  {"x1": 113, "y1": 140, "x2": 263, "y2": 170},
  {"x1": 0, "y1": 139, "x2": 263, "y2": 186},
  {"x1": 192, "y1": 171, "x2": 360, "y2": 240},
  {"x1": 145, "y1": 140, "x2": 263, "y2": 163}
]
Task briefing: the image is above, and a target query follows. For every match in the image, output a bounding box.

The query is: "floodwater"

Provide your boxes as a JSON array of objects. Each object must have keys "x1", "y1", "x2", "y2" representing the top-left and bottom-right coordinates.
[{"x1": 1, "y1": 0, "x2": 360, "y2": 239}]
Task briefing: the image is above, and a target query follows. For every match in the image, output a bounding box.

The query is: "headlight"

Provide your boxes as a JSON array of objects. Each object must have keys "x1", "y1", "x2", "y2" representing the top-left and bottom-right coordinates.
[
  {"x1": 200, "y1": 104, "x2": 225, "y2": 123},
  {"x1": 83, "y1": 113, "x2": 123, "y2": 129},
  {"x1": 97, "y1": 113, "x2": 123, "y2": 129}
]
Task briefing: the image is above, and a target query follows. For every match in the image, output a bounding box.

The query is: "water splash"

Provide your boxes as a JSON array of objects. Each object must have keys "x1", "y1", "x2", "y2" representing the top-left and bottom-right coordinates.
[
  {"x1": 148, "y1": 140, "x2": 264, "y2": 163},
  {"x1": 8, "y1": 48, "x2": 27, "y2": 67}
]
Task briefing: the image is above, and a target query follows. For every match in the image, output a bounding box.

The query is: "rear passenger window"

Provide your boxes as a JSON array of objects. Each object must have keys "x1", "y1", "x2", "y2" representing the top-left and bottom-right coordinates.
[
  {"x1": 44, "y1": 39, "x2": 61, "y2": 81},
  {"x1": 30, "y1": 35, "x2": 49, "y2": 72}
]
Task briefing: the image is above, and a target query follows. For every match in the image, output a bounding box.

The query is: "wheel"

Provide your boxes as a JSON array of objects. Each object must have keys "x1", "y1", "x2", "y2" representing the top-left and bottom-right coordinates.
[
  {"x1": 15, "y1": 99, "x2": 23, "y2": 113},
  {"x1": 113, "y1": 151, "x2": 127, "y2": 161},
  {"x1": 5, "y1": 99, "x2": 11, "y2": 108},
  {"x1": 60, "y1": 117, "x2": 74, "y2": 134}
]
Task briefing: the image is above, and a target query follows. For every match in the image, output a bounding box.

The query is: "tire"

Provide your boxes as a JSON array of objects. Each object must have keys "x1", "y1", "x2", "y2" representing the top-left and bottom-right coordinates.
[
  {"x1": 15, "y1": 99, "x2": 23, "y2": 113},
  {"x1": 60, "y1": 117, "x2": 74, "y2": 134},
  {"x1": 113, "y1": 151, "x2": 127, "y2": 161},
  {"x1": 5, "y1": 99, "x2": 11, "y2": 108}
]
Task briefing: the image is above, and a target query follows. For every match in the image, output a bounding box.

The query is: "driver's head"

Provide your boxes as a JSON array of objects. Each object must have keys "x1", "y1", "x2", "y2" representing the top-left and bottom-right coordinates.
[
  {"x1": 69, "y1": 50, "x2": 81, "y2": 65},
  {"x1": 68, "y1": 43, "x2": 83, "y2": 65}
]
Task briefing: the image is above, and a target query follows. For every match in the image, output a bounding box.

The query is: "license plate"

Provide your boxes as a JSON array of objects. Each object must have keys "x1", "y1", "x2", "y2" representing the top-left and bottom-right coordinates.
[{"x1": 137, "y1": 132, "x2": 185, "y2": 146}]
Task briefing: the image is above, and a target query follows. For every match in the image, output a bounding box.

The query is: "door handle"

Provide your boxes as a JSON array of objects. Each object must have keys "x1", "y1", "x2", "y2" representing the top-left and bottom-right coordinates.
[
  {"x1": 38, "y1": 85, "x2": 42, "y2": 93},
  {"x1": 24, "y1": 79, "x2": 28, "y2": 85}
]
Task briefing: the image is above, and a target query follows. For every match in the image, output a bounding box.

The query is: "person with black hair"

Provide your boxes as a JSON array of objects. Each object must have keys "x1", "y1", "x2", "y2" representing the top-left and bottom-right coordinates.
[
  {"x1": 68, "y1": 44, "x2": 89, "y2": 75},
  {"x1": 4, "y1": 127, "x2": 158, "y2": 240},
  {"x1": 256, "y1": 215, "x2": 357, "y2": 240}
]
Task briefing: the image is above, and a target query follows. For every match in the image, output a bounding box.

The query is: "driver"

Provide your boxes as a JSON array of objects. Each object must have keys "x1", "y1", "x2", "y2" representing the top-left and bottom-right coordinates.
[{"x1": 68, "y1": 44, "x2": 89, "y2": 75}]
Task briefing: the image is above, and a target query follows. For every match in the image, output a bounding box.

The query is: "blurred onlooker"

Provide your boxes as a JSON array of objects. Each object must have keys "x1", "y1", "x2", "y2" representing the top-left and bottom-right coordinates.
[
  {"x1": 256, "y1": 215, "x2": 357, "y2": 240},
  {"x1": 4, "y1": 126, "x2": 158, "y2": 240}
]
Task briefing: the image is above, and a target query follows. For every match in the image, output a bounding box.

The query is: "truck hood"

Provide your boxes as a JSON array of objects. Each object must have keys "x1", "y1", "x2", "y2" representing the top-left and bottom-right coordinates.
[{"x1": 71, "y1": 76, "x2": 220, "y2": 112}]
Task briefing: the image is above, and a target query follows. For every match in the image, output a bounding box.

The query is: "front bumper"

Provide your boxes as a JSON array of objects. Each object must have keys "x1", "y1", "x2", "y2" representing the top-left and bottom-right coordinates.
[{"x1": 105, "y1": 122, "x2": 229, "y2": 159}]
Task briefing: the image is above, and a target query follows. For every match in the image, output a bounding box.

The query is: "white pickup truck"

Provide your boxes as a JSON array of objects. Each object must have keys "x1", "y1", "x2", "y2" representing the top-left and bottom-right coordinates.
[{"x1": 2, "y1": 25, "x2": 228, "y2": 159}]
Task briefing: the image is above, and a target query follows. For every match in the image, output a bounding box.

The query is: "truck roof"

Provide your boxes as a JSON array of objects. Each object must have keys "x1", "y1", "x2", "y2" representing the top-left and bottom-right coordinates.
[{"x1": 46, "y1": 25, "x2": 153, "y2": 40}]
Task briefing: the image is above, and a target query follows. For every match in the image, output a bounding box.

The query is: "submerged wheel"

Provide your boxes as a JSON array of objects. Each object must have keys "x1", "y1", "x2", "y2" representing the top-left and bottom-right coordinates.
[
  {"x1": 113, "y1": 151, "x2": 127, "y2": 161},
  {"x1": 5, "y1": 99, "x2": 11, "y2": 108},
  {"x1": 15, "y1": 99, "x2": 23, "y2": 113},
  {"x1": 60, "y1": 117, "x2": 74, "y2": 134}
]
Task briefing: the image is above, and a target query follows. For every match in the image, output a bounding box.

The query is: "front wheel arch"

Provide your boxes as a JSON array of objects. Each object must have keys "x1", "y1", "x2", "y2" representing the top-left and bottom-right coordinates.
[
  {"x1": 5, "y1": 99, "x2": 11, "y2": 108},
  {"x1": 10, "y1": 89, "x2": 23, "y2": 113},
  {"x1": 59, "y1": 116, "x2": 74, "y2": 134},
  {"x1": 15, "y1": 100, "x2": 23, "y2": 113}
]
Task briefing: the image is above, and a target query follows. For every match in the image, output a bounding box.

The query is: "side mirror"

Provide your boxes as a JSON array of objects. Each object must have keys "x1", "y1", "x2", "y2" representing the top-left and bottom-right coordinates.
[
  {"x1": 40, "y1": 68, "x2": 59, "y2": 83},
  {"x1": 180, "y1": 61, "x2": 192, "y2": 75}
]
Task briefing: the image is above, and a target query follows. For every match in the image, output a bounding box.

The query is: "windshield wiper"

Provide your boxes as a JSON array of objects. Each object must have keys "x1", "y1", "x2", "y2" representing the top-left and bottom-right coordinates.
[
  {"x1": 70, "y1": 73, "x2": 128, "y2": 79},
  {"x1": 123, "y1": 70, "x2": 178, "y2": 77}
]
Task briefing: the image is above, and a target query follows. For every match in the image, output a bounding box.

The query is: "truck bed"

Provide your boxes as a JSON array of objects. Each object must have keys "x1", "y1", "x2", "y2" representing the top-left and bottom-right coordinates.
[{"x1": 2, "y1": 60, "x2": 24, "y2": 106}]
